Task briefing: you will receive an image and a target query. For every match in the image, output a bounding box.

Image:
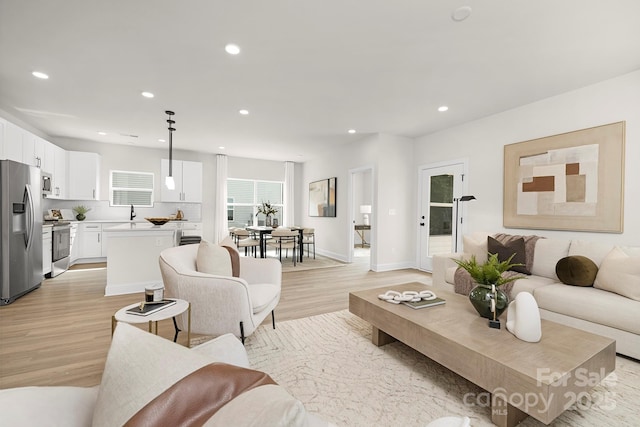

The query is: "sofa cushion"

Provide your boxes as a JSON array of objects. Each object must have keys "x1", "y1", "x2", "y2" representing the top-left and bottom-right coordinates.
[
  {"x1": 487, "y1": 236, "x2": 529, "y2": 274},
  {"x1": 555, "y1": 256, "x2": 598, "y2": 287},
  {"x1": 594, "y1": 247, "x2": 640, "y2": 301},
  {"x1": 568, "y1": 240, "x2": 614, "y2": 267},
  {"x1": 534, "y1": 284, "x2": 640, "y2": 334},
  {"x1": 510, "y1": 275, "x2": 556, "y2": 298},
  {"x1": 530, "y1": 238, "x2": 571, "y2": 280},
  {"x1": 93, "y1": 323, "x2": 214, "y2": 427},
  {"x1": 197, "y1": 240, "x2": 234, "y2": 277},
  {"x1": 205, "y1": 384, "x2": 309, "y2": 427},
  {"x1": 0, "y1": 386, "x2": 98, "y2": 427}
]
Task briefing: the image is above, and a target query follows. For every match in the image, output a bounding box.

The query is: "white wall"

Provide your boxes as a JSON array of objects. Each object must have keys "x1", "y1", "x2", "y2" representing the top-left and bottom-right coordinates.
[
  {"x1": 301, "y1": 133, "x2": 415, "y2": 270},
  {"x1": 413, "y1": 70, "x2": 640, "y2": 246}
]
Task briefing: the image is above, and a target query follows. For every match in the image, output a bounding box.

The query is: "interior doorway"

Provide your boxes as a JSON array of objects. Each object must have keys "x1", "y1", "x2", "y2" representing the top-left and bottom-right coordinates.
[
  {"x1": 349, "y1": 166, "x2": 373, "y2": 267},
  {"x1": 417, "y1": 160, "x2": 468, "y2": 272}
]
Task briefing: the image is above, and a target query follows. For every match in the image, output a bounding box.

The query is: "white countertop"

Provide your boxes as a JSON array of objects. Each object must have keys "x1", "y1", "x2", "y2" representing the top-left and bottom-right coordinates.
[{"x1": 104, "y1": 222, "x2": 200, "y2": 232}]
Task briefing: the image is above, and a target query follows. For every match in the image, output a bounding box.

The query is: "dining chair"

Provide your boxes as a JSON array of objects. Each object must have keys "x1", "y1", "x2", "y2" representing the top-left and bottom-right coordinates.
[
  {"x1": 302, "y1": 228, "x2": 315, "y2": 259},
  {"x1": 266, "y1": 228, "x2": 298, "y2": 265},
  {"x1": 234, "y1": 229, "x2": 260, "y2": 257}
]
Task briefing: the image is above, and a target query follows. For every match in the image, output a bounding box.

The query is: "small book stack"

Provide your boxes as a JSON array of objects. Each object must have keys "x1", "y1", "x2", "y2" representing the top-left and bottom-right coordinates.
[
  {"x1": 126, "y1": 299, "x2": 176, "y2": 316},
  {"x1": 402, "y1": 297, "x2": 446, "y2": 310}
]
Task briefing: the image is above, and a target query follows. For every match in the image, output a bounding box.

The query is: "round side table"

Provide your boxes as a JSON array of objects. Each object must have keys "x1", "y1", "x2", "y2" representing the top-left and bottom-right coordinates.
[{"x1": 112, "y1": 298, "x2": 191, "y2": 347}]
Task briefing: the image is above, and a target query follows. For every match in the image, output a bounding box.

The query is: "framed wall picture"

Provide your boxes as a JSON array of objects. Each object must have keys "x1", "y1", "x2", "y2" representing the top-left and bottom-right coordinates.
[
  {"x1": 503, "y1": 121, "x2": 625, "y2": 233},
  {"x1": 308, "y1": 177, "x2": 337, "y2": 217}
]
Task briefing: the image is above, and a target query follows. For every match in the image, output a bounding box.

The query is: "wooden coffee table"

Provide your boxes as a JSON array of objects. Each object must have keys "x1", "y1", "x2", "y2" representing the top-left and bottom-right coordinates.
[{"x1": 349, "y1": 283, "x2": 616, "y2": 427}]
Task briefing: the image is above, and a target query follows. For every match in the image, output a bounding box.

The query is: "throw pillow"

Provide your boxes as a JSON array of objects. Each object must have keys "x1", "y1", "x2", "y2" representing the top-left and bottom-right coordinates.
[
  {"x1": 487, "y1": 236, "x2": 530, "y2": 274},
  {"x1": 462, "y1": 232, "x2": 489, "y2": 264},
  {"x1": 92, "y1": 323, "x2": 213, "y2": 427},
  {"x1": 555, "y1": 256, "x2": 598, "y2": 286},
  {"x1": 594, "y1": 247, "x2": 640, "y2": 301},
  {"x1": 197, "y1": 240, "x2": 233, "y2": 276}
]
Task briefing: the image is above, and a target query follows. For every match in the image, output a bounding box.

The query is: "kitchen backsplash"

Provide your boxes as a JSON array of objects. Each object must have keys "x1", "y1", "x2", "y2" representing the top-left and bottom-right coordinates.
[{"x1": 42, "y1": 199, "x2": 202, "y2": 222}]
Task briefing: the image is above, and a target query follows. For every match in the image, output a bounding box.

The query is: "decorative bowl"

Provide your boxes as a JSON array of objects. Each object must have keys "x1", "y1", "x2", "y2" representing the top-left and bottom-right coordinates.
[{"x1": 145, "y1": 217, "x2": 171, "y2": 226}]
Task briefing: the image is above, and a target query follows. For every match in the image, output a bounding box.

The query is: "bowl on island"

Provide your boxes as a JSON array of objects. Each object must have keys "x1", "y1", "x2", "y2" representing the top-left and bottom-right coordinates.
[{"x1": 145, "y1": 217, "x2": 171, "y2": 226}]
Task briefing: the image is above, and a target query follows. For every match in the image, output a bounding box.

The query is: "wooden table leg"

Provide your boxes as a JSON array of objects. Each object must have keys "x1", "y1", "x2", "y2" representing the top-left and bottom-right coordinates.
[
  {"x1": 372, "y1": 326, "x2": 396, "y2": 346},
  {"x1": 491, "y1": 394, "x2": 529, "y2": 427}
]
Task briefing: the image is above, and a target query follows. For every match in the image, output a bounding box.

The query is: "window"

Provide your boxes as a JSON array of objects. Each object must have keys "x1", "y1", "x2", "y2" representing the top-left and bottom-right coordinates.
[
  {"x1": 227, "y1": 179, "x2": 283, "y2": 227},
  {"x1": 110, "y1": 170, "x2": 154, "y2": 207}
]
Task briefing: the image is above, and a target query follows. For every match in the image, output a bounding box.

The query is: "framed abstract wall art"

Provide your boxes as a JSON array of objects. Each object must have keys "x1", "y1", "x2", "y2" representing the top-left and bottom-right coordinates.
[
  {"x1": 503, "y1": 121, "x2": 625, "y2": 233},
  {"x1": 308, "y1": 177, "x2": 337, "y2": 217}
]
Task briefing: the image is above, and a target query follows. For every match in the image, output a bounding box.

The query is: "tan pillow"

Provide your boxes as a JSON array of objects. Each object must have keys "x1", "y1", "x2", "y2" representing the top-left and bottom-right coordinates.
[
  {"x1": 92, "y1": 323, "x2": 213, "y2": 427},
  {"x1": 462, "y1": 233, "x2": 488, "y2": 263},
  {"x1": 204, "y1": 384, "x2": 308, "y2": 427},
  {"x1": 197, "y1": 240, "x2": 233, "y2": 276},
  {"x1": 594, "y1": 247, "x2": 640, "y2": 301}
]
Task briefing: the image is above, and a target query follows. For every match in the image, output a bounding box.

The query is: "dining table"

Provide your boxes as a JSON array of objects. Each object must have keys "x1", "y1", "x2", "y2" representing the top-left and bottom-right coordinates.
[{"x1": 246, "y1": 225, "x2": 304, "y2": 262}]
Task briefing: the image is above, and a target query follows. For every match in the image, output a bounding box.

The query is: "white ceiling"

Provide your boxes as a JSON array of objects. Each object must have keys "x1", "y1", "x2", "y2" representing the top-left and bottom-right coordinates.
[{"x1": 1, "y1": 1, "x2": 640, "y2": 162}]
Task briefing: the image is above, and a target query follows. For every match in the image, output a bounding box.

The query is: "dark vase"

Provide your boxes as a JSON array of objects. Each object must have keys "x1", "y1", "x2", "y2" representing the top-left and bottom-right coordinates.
[
  {"x1": 469, "y1": 284, "x2": 509, "y2": 319},
  {"x1": 76, "y1": 213, "x2": 86, "y2": 221}
]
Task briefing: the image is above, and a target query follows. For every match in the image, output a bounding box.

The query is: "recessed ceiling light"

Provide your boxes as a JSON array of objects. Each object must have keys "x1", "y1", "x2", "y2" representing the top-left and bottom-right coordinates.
[
  {"x1": 452, "y1": 6, "x2": 472, "y2": 22},
  {"x1": 32, "y1": 71, "x2": 49, "y2": 79},
  {"x1": 158, "y1": 139, "x2": 166, "y2": 143},
  {"x1": 225, "y1": 44, "x2": 241, "y2": 55},
  {"x1": 438, "y1": 106, "x2": 449, "y2": 112},
  {"x1": 97, "y1": 131, "x2": 107, "y2": 136},
  {"x1": 141, "y1": 91, "x2": 154, "y2": 98},
  {"x1": 239, "y1": 109, "x2": 249, "y2": 115},
  {"x1": 348, "y1": 129, "x2": 356, "y2": 134},
  {"x1": 219, "y1": 146, "x2": 225, "y2": 150}
]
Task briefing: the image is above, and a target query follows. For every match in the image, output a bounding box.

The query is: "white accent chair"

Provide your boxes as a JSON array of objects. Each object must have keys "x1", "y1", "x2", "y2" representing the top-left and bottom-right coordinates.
[{"x1": 159, "y1": 244, "x2": 281, "y2": 343}]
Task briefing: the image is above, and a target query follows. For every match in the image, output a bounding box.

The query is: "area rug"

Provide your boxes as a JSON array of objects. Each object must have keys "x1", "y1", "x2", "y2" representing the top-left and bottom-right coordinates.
[
  {"x1": 245, "y1": 310, "x2": 639, "y2": 427},
  {"x1": 280, "y1": 254, "x2": 346, "y2": 273}
]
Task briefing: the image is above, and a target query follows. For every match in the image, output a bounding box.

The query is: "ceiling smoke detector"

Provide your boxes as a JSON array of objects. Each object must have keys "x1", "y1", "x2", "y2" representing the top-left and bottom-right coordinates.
[{"x1": 452, "y1": 6, "x2": 472, "y2": 22}]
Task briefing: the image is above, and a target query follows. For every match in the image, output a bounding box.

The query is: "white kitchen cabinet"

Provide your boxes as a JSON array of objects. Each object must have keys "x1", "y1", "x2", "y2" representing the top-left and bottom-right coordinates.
[
  {"x1": 43, "y1": 226, "x2": 52, "y2": 276},
  {"x1": 49, "y1": 145, "x2": 68, "y2": 199},
  {"x1": 78, "y1": 223, "x2": 102, "y2": 259},
  {"x1": 22, "y1": 132, "x2": 45, "y2": 168},
  {"x1": 68, "y1": 151, "x2": 101, "y2": 200},
  {"x1": 69, "y1": 223, "x2": 79, "y2": 264},
  {"x1": 3, "y1": 121, "x2": 24, "y2": 162},
  {"x1": 42, "y1": 139, "x2": 55, "y2": 174},
  {"x1": 160, "y1": 159, "x2": 202, "y2": 203}
]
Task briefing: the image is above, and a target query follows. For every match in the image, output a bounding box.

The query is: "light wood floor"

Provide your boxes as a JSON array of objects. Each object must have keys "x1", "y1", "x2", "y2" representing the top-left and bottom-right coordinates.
[{"x1": 0, "y1": 260, "x2": 431, "y2": 389}]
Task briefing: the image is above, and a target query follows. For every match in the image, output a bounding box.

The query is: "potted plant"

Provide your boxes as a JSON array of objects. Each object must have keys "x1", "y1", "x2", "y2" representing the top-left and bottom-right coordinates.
[
  {"x1": 256, "y1": 201, "x2": 278, "y2": 227},
  {"x1": 72, "y1": 205, "x2": 91, "y2": 221},
  {"x1": 453, "y1": 253, "x2": 524, "y2": 319}
]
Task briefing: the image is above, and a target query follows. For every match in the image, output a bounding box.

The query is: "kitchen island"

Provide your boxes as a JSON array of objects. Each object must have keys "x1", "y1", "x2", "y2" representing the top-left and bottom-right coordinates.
[{"x1": 103, "y1": 222, "x2": 201, "y2": 296}]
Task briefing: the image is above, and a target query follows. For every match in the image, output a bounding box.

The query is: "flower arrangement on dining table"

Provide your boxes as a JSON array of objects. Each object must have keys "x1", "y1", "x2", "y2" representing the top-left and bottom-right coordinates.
[{"x1": 256, "y1": 201, "x2": 278, "y2": 226}]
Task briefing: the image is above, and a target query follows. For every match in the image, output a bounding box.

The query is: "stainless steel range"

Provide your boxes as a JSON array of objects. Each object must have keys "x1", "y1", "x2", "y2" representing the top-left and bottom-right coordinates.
[{"x1": 51, "y1": 222, "x2": 71, "y2": 277}]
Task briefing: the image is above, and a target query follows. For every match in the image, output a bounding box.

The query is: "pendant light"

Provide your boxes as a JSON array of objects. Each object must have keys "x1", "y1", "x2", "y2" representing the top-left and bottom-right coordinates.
[{"x1": 165, "y1": 110, "x2": 176, "y2": 190}]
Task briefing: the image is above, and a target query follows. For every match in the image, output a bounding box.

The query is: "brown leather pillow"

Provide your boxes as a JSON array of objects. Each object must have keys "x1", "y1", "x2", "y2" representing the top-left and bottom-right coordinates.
[
  {"x1": 487, "y1": 236, "x2": 530, "y2": 274},
  {"x1": 556, "y1": 256, "x2": 598, "y2": 286}
]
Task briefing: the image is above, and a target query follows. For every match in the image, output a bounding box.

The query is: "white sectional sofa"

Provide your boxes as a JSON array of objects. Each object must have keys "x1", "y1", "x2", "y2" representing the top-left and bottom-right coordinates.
[{"x1": 433, "y1": 232, "x2": 640, "y2": 360}]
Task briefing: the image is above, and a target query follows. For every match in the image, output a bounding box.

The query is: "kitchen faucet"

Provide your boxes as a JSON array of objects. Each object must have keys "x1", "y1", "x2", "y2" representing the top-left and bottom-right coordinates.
[{"x1": 130, "y1": 204, "x2": 136, "y2": 221}]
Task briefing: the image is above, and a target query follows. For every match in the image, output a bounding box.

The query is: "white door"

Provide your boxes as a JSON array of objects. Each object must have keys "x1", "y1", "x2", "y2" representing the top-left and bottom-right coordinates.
[{"x1": 418, "y1": 162, "x2": 465, "y2": 271}]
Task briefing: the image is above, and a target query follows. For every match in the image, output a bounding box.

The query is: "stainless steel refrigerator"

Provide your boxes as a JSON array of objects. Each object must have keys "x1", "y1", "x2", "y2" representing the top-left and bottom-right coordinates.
[{"x1": 1, "y1": 160, "x2": 43, "y2": 305}]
